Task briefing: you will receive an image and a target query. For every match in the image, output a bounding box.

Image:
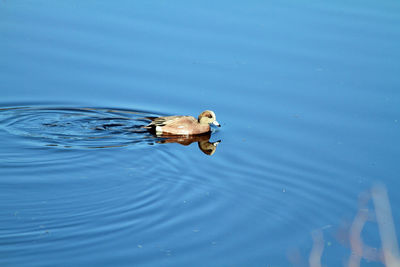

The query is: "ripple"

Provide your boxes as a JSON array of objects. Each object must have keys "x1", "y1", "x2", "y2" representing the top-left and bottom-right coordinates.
[
  {"x1": 0, "y1": 104, "x2": 201, "y2": 186},
  {"x1": 0, "y1": 106, "x2": 164, "y2": 149}
]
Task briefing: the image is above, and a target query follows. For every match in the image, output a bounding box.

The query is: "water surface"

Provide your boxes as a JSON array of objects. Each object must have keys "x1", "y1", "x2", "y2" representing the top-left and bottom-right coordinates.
[{"x1": 1, "y1": 0, "x2": 400, "y2": 266}]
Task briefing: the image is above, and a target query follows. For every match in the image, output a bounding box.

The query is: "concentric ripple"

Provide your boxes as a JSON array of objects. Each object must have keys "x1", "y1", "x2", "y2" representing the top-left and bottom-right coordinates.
[{"x1": 0, "y1": 106, "x2": 163, "y2": 149}]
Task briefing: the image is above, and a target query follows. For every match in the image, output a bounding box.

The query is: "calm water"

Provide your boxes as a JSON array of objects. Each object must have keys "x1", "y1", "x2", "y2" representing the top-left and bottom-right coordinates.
[{"x1": 1, "y1": 0, "x2": 400, "y2": 266}]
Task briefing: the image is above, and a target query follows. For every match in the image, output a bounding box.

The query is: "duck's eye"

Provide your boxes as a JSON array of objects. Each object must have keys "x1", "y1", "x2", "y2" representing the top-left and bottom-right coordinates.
[{"x1": 205, "y1": 113, "x2": 212, "y2": 118}]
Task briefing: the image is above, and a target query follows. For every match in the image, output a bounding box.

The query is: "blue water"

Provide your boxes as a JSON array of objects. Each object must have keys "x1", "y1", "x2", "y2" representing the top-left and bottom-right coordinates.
[{"x1": 1, "y1": 1, "x2": 400, "y2": 266}]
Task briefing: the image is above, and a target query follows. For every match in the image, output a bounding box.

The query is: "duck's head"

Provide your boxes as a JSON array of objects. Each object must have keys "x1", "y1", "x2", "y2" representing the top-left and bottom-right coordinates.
[
  {"x1": 198, "y1": 110, "x2": 220, "y2": 127},
  {"x1": 198, "y1": 140, "x2": 221, "y2": 156}
]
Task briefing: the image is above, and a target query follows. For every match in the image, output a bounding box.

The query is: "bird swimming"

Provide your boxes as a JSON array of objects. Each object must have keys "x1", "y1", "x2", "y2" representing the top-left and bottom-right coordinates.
[{"x1": 144, "y1": 110, "x2": 220, "y2": 135}]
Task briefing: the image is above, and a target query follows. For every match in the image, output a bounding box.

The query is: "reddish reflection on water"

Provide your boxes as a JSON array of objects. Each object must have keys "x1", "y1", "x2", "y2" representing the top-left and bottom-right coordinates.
[{"x1": 289, "y1": 184, "x2": 400, "y2": 267}]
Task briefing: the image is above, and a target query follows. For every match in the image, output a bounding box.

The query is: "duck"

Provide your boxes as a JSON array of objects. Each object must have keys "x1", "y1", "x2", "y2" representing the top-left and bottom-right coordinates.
[{"x1": 144, "y1": 110, "x2": 220, "y2": 135}]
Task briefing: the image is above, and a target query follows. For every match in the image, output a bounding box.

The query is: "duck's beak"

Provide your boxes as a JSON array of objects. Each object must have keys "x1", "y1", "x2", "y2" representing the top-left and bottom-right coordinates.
[
  {"x1": 212, "y1": 120, "x2": 221, "y2": 127},
  {"x1": 212, "y1": 140, "x2": 221, "y2": 146}
]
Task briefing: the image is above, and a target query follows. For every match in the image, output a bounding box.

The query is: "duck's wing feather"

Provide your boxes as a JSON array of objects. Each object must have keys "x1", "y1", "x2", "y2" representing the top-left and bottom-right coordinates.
[{"x1": 144, "y1": 116, "x2": 192, "y2": 129}]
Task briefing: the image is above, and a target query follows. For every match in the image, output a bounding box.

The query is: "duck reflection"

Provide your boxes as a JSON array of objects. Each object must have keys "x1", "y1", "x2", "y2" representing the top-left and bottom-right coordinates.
[{"x1": 155, "y1": 132, "x2": 221, "y2": 156}]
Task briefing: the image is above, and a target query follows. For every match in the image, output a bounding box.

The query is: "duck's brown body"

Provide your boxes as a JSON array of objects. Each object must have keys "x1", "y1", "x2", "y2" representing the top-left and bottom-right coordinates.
[{"x1": 144, "y1": 110, "x2": 220, "y2": 136}]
